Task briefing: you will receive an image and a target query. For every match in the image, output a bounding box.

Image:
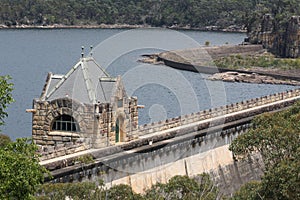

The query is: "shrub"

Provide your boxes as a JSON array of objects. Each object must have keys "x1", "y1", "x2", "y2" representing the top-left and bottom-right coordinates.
[{"x1": 0, "y1": 133, "x2": 11, "y2": 147}]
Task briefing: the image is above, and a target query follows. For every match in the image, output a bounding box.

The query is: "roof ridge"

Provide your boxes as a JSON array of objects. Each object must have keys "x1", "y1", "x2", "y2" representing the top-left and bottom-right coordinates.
[
  {"x1": 86, "y1": 57, "x2": 111, "y2": 78},
  {"x1": 40, "y1": 72, "x2": 53, "y2": 100},
  {"x1": 81, "y1": 60, "x2": 96, "y2": 104},
  {"x1": 45, "y1": 60, "x2": 82, "y2": 100},
  {"x1": 45, "y1": 57, "x2": 115, "y2": 104}
]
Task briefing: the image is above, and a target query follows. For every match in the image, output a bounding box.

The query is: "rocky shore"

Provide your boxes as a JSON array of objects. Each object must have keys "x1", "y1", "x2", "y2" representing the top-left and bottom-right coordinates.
[
  {"x1": 0, "y1": 23, "x2": 149, "y2": 29},
  {"x1": 208, "y1": 71, "x2": 300, "y2": 86},
  {"x1": 138, "y1": 54, "x2": 163, "y2": 65},
  {"x1": 0, "y1": 23, "x2": 246, "y2": 32}
]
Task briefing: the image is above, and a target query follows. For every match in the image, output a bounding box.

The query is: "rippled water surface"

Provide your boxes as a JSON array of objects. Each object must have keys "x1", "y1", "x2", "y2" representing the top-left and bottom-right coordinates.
[{"x1": 0, "y1": 29, "x2": 297, "y2": 140}]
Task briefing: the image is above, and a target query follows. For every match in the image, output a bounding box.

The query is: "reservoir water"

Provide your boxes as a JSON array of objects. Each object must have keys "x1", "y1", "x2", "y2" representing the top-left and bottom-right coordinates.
[{"x1": 0, "y1": 29, "x2": 297, "y2": 140}]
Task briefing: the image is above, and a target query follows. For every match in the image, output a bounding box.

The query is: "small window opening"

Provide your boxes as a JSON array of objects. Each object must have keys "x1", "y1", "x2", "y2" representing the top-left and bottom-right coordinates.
[
  {"x1": 51, "y1": 115, "x2": 78, "y2": 132},
  {"x1": 117, "y1": 99, "x2": 123, "y2": 108}
]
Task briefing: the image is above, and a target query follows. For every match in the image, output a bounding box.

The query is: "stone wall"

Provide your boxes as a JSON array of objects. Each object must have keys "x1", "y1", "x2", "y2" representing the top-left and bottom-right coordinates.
[
  {"x1": 92, "y1": 96, "x2": 139, "y2": 149},
  {"x1": 134, "y1": 88, "x2": 300, "y2": 137},
  {"x1": 33, "y1": 98, "x2": 94, "y2": 160},
  {"x1": 107, "y1": 77, "x2": 139, "y2": 144},
  {"x1": 35, "y1": 87, "x2": 300, "y2": 161},
  {"x1": 33, "y1": 81, "x2": 139, "y2": 161}
]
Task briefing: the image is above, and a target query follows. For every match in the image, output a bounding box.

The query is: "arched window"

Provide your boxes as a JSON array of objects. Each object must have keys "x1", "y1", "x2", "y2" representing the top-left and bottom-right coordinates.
[{"x1": 51, "y1": 115, "x2": 78, "y2": 132}]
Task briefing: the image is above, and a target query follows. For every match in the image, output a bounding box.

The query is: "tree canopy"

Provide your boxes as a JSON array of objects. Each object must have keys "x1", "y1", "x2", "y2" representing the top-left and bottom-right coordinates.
[
  {"x1": 0, "y1": 0, "x2": 299, "y2": 35},
  {"x1": 144, "y1": 174, "x2": 219, "y2": 200},
  {"x1": 0, "y1": 0, "x2": 255, "y2": 30},
  {"x1": 36, "y1": 173, "x2": 219, "y2": 199},
  {"x1": 0, "y1": 138, "x2": 49, "y2": 200},
  {"x1": 0, "y1": 75, "x2": 14, "y2": 128},
  {"x1": 230, "y1": 102, "x2": 300, "y2": 200},
  {"x1": 0, "y1": 76, "x2": 48, "y2": 199},
  {"x1": 0, "y1": 133, "x2": 12, "y2": 147}
]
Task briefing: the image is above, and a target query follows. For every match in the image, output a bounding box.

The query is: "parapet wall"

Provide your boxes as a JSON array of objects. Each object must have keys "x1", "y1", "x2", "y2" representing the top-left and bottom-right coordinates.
[
  {"x1": 36, "y1": 88, "x2": 300, "y2": 162},
  {"x1": 134, "y1": 89, "x2": 300, "y2": 136},
  {"x1": 43, "y1": 88, "x2": 300, "y2": 195},
  {"x1": 47, "y1": 121, "x2": 258, "y2": 196}
]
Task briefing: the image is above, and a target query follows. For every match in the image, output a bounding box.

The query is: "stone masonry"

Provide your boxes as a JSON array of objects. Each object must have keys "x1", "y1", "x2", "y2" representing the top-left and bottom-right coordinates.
[{"x1": 31, "y1": 57, "x2": 139, "y2": 161}]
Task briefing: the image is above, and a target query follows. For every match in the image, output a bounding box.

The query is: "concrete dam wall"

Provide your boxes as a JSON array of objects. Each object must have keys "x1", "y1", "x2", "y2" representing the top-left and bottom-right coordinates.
[
  {"x1": 43, "y1": 89, "x2": 300, "y2": 195},
  {"x1": 48, "y1": 121, "x2": 257, "y2": 196},
  {"x1": 158, "y1": 45, "x2": 300, "y2": 81}
]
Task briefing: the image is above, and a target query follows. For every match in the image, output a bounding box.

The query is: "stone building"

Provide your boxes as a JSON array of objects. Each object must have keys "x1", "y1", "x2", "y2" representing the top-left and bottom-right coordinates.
[{"x1": 31, "y1": 56, "x2": 139, "y2": 160}]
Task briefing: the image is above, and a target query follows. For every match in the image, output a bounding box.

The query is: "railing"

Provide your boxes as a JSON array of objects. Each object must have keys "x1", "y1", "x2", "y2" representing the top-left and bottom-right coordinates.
[{"x1": 132, "y1": 89, "x2": 300, "y2": 136}]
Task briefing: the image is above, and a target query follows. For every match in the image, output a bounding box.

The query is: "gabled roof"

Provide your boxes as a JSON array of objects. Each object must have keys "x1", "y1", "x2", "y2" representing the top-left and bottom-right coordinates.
[{"x1": 41, "y1": 57, "x2": 117, "y2": 104}]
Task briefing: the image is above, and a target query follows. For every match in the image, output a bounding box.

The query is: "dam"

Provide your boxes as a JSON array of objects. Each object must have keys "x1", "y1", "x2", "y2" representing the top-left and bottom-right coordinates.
[{"x1": 38, "y1": 87, "x2": 300, "y2": 195}]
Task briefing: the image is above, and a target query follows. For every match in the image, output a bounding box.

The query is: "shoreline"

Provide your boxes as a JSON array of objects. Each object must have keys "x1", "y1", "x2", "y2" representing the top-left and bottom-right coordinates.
[
  {"x1": 0, "y1": 23, "x2": 247, "y2": 33},
  {"x1": 140, "y1": 45, "x2": 300, "y2": 85}
]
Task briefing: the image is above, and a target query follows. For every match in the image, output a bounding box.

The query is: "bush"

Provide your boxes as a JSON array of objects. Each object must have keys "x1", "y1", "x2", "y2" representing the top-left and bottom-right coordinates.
[
  {"x1": 37, "y1": 182, "x2": 100, "y2": 200},
  {"x1": 0, "y1": 133, "x2": 11, "y2": 147},
  {"x1": 0, "y1": 138, "x2": 49, "y2": 200},
  {"x1": 105, "y1": 184, "x2": 143, "y2": 200},
  {"x1": 36, "y1": 173, "x2": 219, "y2": 200},
  {"x1": 231, "y1": 181, "x2": 261, "y2": 200},
  {"x1": 230, "y1": 102, "x2": 300, "y2": 199},
  {"x1": 145, "y1": 174, "x2": 219, "y2": 200}
]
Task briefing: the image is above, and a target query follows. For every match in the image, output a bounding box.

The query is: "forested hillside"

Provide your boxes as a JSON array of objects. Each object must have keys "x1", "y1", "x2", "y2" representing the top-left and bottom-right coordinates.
[
  {"x1": 1, "y1": 0, "x2": 299, "y2": 32},
  {"x1": 0, "y1": 0, "x2": 255, "y2": 30}
]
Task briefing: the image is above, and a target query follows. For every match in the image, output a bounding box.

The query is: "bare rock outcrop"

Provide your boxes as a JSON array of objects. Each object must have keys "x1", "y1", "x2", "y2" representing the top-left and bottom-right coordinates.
[{"x1": 208, "y1": 71, "x2": 300, "y2": 86}]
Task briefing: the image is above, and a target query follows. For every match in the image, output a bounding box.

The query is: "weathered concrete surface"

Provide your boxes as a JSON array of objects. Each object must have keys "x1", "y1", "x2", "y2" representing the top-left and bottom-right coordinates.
[
  {"x1": 119, "y1": 145, "x2": 263, "y2": 195},
  {"x1": 158, "y1": 45, "x2": 300, "y2": 81},
  {"x1": 41, "y1": 89, "x2": 300, "y2": 196},
  {"x1": 159, "y1": 45, "x2": 264, "y2": 65},
  {"x1": 45, "y1": 120, "x2": 259, "y2": 196}
]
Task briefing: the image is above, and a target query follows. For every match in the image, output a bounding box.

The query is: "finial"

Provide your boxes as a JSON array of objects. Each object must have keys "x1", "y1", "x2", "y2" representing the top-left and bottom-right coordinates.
[
  {"x1": 90, "y1": 45, "x2": 93, "y2": 57},
  {"x1": 81, "y1": 46, "x2": 85, "y2": 58}
]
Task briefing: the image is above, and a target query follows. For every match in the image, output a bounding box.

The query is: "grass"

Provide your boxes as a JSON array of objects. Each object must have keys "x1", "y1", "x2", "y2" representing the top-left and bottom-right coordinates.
[{"x1": 213, "y1": 53, "x2": 300, "y2": 70}]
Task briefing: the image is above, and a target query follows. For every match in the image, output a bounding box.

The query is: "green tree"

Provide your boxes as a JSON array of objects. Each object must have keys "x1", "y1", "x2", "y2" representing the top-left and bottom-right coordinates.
[
  {"x1": 37, "y1": 182, "x2": 100, "y2": 200},
  {"x1": 145, "y1": 174, "x2": 219, "y2": 200},
  {"x1": 231, "y1": 181, "x2": 261, "y2": 200},
  {"x1": 0, "y1": 75, "x2": 14, "y2": 128},
  {"x1": 36, "y1": 174, "x2": 218, "y2": 200},
  {"x1": 0, "y1": 0, "x2": 258, "y2": 30},
  {"x1": 105, "y1": 184, "x2": 143, "y2": 200},
  {"x1": 0, "y1": 133, "x2": 11, "y2": 147},
  {"x1": 0, "y1": 138, "x2": 49, "y2": 200},
  {"x1": 230, "y1": 102, "x2": 300, "y2": 200}
]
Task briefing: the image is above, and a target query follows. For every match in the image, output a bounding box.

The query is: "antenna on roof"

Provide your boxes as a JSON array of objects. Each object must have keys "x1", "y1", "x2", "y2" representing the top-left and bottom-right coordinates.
[
  {"x1": 81, "y1": 46, "x2": 85, "y2": 58},
  {"x1": 90, "y1": 45, "x2": 93, "y2": 57}
]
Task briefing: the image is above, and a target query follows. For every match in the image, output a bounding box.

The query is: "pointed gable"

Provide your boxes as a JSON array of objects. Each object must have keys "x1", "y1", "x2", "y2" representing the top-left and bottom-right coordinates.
[{"x1": 42, "y1": 57, "x2": 117, "y2": 104}]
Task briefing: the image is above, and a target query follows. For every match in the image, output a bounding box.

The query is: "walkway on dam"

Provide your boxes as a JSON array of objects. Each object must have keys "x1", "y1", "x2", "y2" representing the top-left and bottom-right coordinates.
[
  {"x1": 139, "y1": 93, "x2": 300, "y2": 139},
  {"x1": 40, "y1": 90, "x2": 300, "y2": 167}
]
